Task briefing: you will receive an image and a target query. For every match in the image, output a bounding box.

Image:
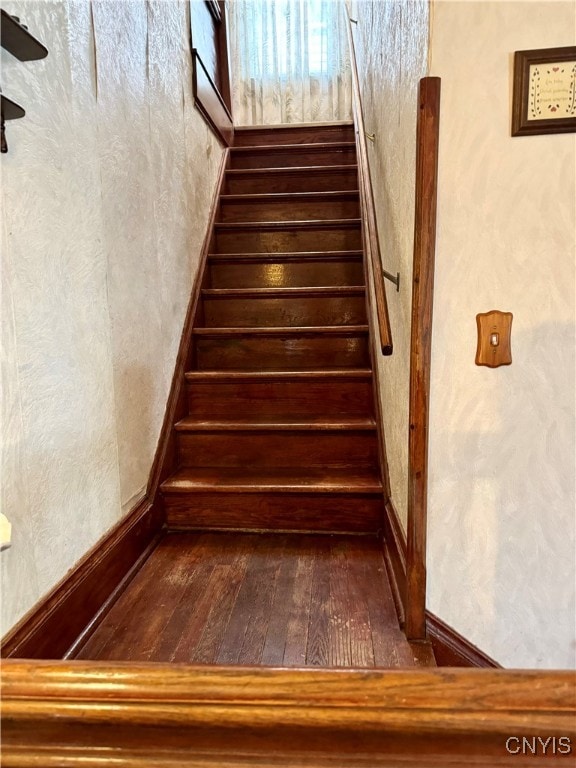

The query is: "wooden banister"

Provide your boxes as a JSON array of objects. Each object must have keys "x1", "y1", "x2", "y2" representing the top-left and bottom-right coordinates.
[
  {"x1": 3, "y1": 660, "x2": 575, "y2": 766},
  {"x1": 345, "y1": 15, "x2": 393, "y2": 356},
  {"x1": 406, "y1": 77, "x2": 441, "y2": 640}
]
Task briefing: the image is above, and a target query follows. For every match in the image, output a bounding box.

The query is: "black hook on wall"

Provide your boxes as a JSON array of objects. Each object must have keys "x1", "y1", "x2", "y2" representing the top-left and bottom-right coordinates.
[
  {"x1": 1, "y1": 8, "x2": 48, "y2": 153},
  {"x1": 383, "y1": 269, "x2": 401, "y2": 292}
]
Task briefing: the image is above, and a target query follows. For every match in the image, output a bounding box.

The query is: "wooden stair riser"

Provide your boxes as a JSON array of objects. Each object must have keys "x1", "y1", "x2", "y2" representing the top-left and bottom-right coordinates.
[
  {"x1": 186, "y1": 379, "x2": 375, "y2": 420},
  {"x1": 218, "y1": 194, "x2": 360, "y2": 223},
  {"x1": 214, "y1": 223, "x2": 362, "y2": 253},
  {"x1": 224, "y1": 167, "x2": 359, "y2": 195},
  {"x1": 164, "y1": 493, "x2": 381, "y2": 533},
  {"x1": 194, "y1": 332, "x2": 370, "y2": 371},
  {"x1": 176, "y1": 430, "x2": 379, "y2": 469},
  {"x1": 201, "y1": 293, "x2": 367, "y2": 327},
  {"x1": 208, "y1": 255, "x2": 365, "y2": 289},
  {"x1": 233, "y1": 124, "x2": 355, "y2": 146},
  {"x1": 230, "y1": 145, "x2": 356, "y2": 170}
]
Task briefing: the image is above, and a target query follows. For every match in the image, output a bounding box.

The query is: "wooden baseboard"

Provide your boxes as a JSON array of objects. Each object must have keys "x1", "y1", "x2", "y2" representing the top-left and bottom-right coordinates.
[
  {"x1": 383, "y1": 499, "x2": 407, "y2": 626},
  {"x1": 382, "y1": 498, "x2": 500, "y2": 668},
  {"x1": 426, "y1": 612, "x2": 502, "y2": 668},
  {"x1": 147, "y1": 148, "x2": 230, "y2": 499},
  {"x1": 1, "y1": 498, "x2": 163, "y2": 659}
]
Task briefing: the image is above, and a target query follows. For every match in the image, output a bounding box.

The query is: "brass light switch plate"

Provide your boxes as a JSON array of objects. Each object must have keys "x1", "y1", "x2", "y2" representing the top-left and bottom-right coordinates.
[{"x1": 475, "y1": 310, "x2": 513, "y2": 367}]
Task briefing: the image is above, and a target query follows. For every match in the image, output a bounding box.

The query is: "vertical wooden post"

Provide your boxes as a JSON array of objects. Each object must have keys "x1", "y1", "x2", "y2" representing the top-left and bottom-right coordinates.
[{"x1": 406, "y1": 77, "x2": 441, "y2": 641}]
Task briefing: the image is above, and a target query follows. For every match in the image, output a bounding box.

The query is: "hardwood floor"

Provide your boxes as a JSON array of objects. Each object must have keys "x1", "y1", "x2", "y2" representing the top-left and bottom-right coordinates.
[{"x1": 76, "y1": 532, "x2": 431, "y2": 668}]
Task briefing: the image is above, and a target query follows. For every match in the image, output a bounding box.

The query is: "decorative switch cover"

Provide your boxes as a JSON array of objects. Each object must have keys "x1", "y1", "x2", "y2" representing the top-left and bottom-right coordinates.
[{"x1": 475, "y1": 310, "x2": 513, "y2": 368}]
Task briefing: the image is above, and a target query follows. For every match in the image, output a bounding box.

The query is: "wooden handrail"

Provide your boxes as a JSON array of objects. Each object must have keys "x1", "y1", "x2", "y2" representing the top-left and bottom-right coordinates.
[
  {"x1": 3, "y1": 660, "x2": 575, "y2": 766},
  {"x1": 345, "y1": 14, "x2": 393, "y2": 355},
  {"x1": 406, "y1": 77, "x2": 441, "y2": 640}
]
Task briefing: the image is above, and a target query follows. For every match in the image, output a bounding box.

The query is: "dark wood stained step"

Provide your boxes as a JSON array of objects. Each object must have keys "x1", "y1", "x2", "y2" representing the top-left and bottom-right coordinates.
[
  {"x1": 161, "y1": 467, "x2": 382, "y2": 493},
  {"x1": 161, "y1": 469, "x2": 383, "y2": 533},
  {"x1": 185, "y1": 369, "x2": 373, "y2": 381},
  {"x1": 224, "y1": 165, "x2": 359, "y2": 194},
  {"x1": 194, "y1": 325, "x2": 369, "y2": 337},
  {"x1": 219, "y1": 191, "x2": 359, "y2": 202},
  {"x1": 201, "y1": 286, "x2": 365, "y2": 298},
  {"x1": 229, "y1": 143, "x2": 357, "y2": 170},
  {"x1": 184, "y1": 369, "x2": 375, "y2": 420},
  {"x1": 163, "y1": 495, "x2": 382, "y2": 533},
  {"x1": 193, "y1": 326, "x2": 370, "y2": 371},
  {"x1": 208, "y1": 252, "x2": 364, "y2": 288},
  {"x1": 218, "y1": 192, "x2": 360, "y2": 223},
  {"x1": 174, "y1": 417, "x2": 377, "y2": 431},
  {"x1": 200, "y1": 286, "x2": 366, "y2": 327},
  {"x1": 214, "y1": 219, "x2": 362, "y2": 230},
  {"x1": 208, "y1": 250, "x2": 363, "y2": 262},
  {"x1": 233, "y1": 123, "x2": 355, "y2": 146},
  {"x1": 176, "y1": 428, "x2": 379, "y2": 469},
  {"x1": 230, "y1": 142, "x2": 356, "y2": 154},
  {"x1": 213, "y1": 219, "x2": 362, "y2": 253}
]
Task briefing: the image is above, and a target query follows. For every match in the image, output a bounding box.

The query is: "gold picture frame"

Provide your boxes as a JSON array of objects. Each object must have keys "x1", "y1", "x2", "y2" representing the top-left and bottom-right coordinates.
[{"x1": 511, "y1": 46, "x2": 576, "y2": 136}]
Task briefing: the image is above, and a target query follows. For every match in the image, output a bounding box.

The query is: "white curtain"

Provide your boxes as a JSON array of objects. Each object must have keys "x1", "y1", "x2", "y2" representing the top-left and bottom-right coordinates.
[{"x1": 228, "y1": 0, "x2": 352, "y2": 125}]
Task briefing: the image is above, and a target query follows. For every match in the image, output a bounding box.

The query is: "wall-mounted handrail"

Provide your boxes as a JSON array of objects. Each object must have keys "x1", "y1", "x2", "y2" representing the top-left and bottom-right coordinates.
[
  {"x1": 406, "y1": 76, "x2": 441, "y2": 641},
  {"x1": 345, "y1": 14, "x2": 393, "y2": 356}
]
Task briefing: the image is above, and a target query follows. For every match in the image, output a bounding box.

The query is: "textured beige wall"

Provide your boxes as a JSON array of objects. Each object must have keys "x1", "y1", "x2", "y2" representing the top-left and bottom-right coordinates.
[
  {"x1": 1, "y1": 0, "x2": 224, "y2": 634},
  {"x1": 428, "y1": 1, "x2": 575, "y2": 668},
  {"x1": 353, "y1": 0, "x2": 574, "y2": 668},
  {"x1": 351, "y1": 0, "x2": 430, "y2": 526}
]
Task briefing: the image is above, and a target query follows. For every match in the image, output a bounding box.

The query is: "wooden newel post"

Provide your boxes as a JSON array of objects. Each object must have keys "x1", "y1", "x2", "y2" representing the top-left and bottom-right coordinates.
[{"x1": 406, "y1": 76, "x2": 441, "y2": 641}]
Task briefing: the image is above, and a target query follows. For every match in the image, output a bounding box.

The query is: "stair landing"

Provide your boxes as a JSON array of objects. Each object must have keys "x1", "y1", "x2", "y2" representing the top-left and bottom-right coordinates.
[{"x1": 75, "y1": 532, "x2": 433, "y2": 668}]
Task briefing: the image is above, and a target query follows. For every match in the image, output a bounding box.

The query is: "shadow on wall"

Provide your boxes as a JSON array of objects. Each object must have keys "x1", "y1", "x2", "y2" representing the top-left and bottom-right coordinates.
[
  {"x1": 112, "y1": 362, "x2": 159, "y2": 513},
  {"x1": 428, "y1": 321, "x2": 576, "y2": 669}
]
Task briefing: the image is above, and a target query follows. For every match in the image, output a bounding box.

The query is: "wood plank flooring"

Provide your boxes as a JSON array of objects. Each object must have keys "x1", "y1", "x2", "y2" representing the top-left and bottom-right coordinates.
[{"x1": 76, "y1": 532, "x2": 430, "y2": 667}]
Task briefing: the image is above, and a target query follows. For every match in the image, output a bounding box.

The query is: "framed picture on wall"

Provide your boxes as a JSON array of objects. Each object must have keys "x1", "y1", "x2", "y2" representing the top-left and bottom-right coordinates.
[{"x1": 511, "y1": 46, "x2": 576, "y2": 136}]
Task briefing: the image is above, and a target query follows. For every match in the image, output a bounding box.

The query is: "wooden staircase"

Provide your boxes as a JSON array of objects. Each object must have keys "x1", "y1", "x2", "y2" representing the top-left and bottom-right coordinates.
[{"x1": 160, "y1": 122, "x2": 386, "y2": 536}]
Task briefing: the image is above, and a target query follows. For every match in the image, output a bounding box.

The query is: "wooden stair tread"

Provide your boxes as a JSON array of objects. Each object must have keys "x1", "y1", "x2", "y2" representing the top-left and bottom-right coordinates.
[
  {"x1": 235, "y1": 121, "x2": 353, "y2": 127},
  {"x1": 219, "y1": 192, "x2": 360, "y2": 224},
  {"x1": 232, "y1": 122, "x2": 355, "y2": 147},
  {"x1": 214, "y1": 221, "x2": 362, "y2": 254},
  {"x1": 161, "y1": 467, "x2": 383, "y2": 493},
  {"x1": 229, "y1": 142, "x2": 356, "y2": 170},
  {"x1": 231, "y1": 141, "x2": 356, "y2": 153},
  {"x1": 219, "y1": 191, "x2": 359, "y2": 203},
  {"x1": 225, "y1": 167, "x2": 359, "y2": 195},
  {"x1": 202, "y1": 286, "x2": 365, "y2": 298},
  {"x1": 226, "y1": 164, "x2": 358, "y2": 175},
  {"x1": 174, "y1": 417, "x2": 377, "y2": 432},
  {"x1": 193, "y1": 325, "x2": 369, "y2": 336},
  {"x1": 208, "y1": 250, "x2": 363, "y2": 262},
  {"x1": 214, "y1": 219, "x2": 361, "y2": 231},
  {"x1": 185, "y1": 369, "x2": 373, "y2": 382}
]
